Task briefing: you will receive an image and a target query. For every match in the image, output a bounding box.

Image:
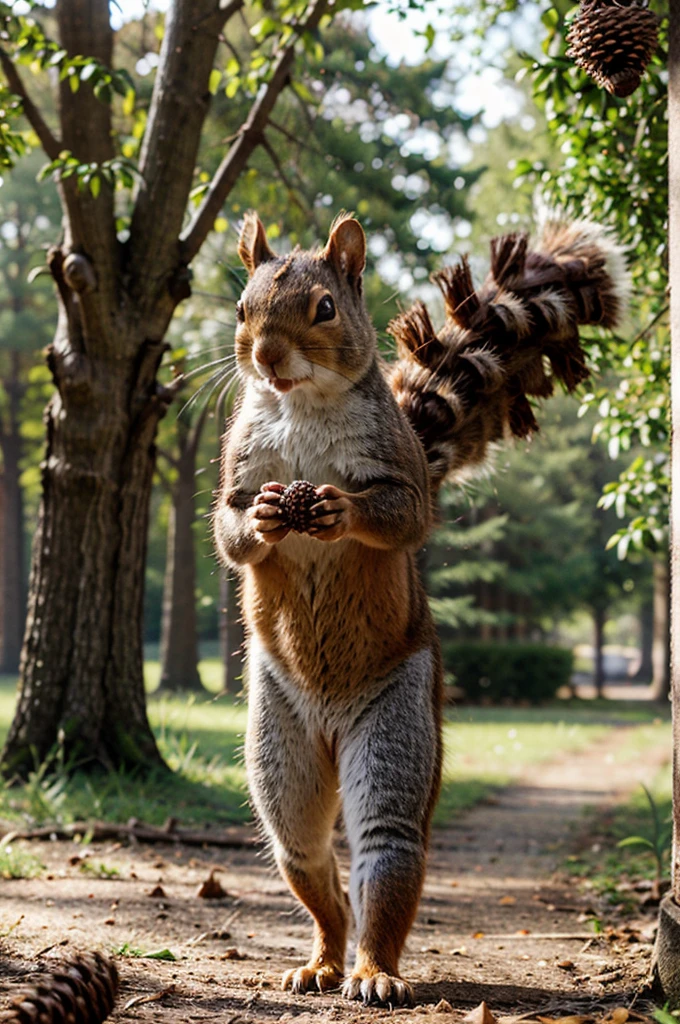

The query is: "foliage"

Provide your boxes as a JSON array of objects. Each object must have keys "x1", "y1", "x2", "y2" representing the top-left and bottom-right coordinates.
[
  {"x1": 617, "y1": 783, "x2": 672, "y2": 882},
  {"x1": 0, "y1": 834, "x2": 43, "y2": 878},
  {"x1": 516, "y1": 3, "x2": 669, "y2": 557},
  {"x1": 443, "y1": 641, "x2": 574, "y2": 703}
]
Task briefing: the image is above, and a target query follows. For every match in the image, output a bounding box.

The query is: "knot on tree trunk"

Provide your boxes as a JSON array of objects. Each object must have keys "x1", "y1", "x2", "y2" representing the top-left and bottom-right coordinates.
[
  {"x1": 46, "y1": 346, "x2": 93, "y2": 402},
  {"x1": 63, "y1": 252, "x2": 97, "y2": 295},
  {"x1": 168, "y1": 264, "x2": 193, "y2": 303}
]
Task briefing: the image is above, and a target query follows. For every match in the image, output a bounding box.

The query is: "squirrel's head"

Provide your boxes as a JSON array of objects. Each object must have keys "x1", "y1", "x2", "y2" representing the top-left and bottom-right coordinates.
[{"x1": 234, "y1": 211, "x2": 376, "y2": 399}]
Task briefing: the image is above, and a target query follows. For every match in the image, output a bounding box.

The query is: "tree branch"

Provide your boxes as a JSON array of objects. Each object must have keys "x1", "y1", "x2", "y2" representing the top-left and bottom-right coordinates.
[
  {"x1": 179, "y1": 0, "x2": 328, "y2": 263},
  {"x1": 128, "y1": 0, "x2": 245, "y2": 330},
  {"x1": 0, "y1": 47, "x2": 62, "y2": 160}
]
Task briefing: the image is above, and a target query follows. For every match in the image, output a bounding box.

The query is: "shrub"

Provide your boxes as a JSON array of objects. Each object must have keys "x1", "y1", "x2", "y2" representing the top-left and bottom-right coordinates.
[{"x1": 442, "y1": 642, "x2": 574, "y2": 704}]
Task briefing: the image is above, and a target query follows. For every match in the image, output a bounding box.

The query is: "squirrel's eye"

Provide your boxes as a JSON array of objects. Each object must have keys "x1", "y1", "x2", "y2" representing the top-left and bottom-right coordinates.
[
  {"x1": 235, "y1": 299, "x2": 245, "y2": 323},
  {"x1": 313, "y1": 294, "x2": 336, "y2": 324}
]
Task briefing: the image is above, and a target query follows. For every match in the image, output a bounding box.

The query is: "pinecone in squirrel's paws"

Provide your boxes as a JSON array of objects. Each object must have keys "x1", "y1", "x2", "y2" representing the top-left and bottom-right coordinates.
[
  {"x1": 0, "y1": 951, "x2": 118, "y2": 1023},
  {"x1": 566, "y1": 0, "x2": 659, "y2": 98},
  {"x1": 279, "y1": 481, "x2": 318, "y2": 533}
]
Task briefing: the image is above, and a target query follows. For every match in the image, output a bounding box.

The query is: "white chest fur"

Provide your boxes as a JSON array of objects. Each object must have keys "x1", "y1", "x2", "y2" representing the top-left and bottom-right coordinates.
[{"x1": 236, "y1": 380, "x2": 387, "y2": 492}]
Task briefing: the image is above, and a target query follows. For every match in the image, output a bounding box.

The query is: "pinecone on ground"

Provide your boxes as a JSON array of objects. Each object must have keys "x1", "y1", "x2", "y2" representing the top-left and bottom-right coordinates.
[
  {"x1": 279, "y1": 480, "x2": 318, "y2": 533},
  {"x1": 566, "y1": 0, "x2": 659, "y2": 98},
  {"x1": 0, "y1": 952, "x2": 118, "y2": 1023}
]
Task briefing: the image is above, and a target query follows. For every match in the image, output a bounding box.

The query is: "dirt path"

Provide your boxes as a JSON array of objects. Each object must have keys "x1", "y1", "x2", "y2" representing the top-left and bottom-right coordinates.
[{"x1": 0, "y1": 726, "x2": 670, "y2": 1023}]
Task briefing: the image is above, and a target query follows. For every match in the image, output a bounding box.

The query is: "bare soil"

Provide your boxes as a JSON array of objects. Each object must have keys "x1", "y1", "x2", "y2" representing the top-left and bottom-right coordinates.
[{"x1": 0, "y1": 727, "x2": 670, "y2": 1023}]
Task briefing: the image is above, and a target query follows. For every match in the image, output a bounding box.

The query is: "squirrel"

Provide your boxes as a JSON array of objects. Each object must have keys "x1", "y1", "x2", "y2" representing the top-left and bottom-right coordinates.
[{"x1": 213, "y1": 211, "x2": 627, "y2": 1006}]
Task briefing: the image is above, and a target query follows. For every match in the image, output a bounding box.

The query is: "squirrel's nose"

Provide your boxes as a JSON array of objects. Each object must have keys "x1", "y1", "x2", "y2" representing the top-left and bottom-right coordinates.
[{"x1": 253, "y1": 338, "x2": 288, "y2": 377}]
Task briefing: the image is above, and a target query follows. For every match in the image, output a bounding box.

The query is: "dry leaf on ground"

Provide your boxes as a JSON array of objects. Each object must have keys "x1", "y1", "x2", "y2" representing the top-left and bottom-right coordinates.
[
  {"x1": 196, "y1": 870, "x2": 228, "y2": 899},
  {"x1": 464, "y1": 1001, "x2": 499, "y2": 1024}
]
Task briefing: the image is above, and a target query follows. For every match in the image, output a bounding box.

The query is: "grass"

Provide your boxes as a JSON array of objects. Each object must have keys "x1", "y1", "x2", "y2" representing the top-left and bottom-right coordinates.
[
  {"x1": 566, "y1": 759, "x2": 672, "y2": 904},
  {"x1": 0, "y1": 669, "x2": 671, "y2": 832}
]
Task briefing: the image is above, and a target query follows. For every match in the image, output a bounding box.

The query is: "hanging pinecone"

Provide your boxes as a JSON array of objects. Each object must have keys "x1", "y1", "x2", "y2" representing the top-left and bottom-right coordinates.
[
  {"x1": 566, "y1": 0, "x2": 659, "y2": 98},
  {"x1": 0, "y1": 952, "x2": 118, "y2": 1023},
  {"x1": 279, "y1": 480, "x2": 318, "y2": 533}
]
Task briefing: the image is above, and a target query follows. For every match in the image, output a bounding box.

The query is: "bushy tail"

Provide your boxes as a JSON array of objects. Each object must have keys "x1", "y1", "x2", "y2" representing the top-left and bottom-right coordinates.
[{"x1": 388, "y1": 218, "x2": 629, "y2": 495}]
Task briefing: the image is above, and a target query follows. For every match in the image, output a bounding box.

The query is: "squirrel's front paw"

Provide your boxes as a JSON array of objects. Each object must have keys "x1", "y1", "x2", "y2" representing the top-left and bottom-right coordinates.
[
  {"x1": 250, "y1": 482, "x2": 290, "y2": 545},
  {"x1": 282, "y1": 962, "x2": 343, "y2": 994},
  {"x1": 308, "y1": 485, "x2": 353, "y2": 542}
]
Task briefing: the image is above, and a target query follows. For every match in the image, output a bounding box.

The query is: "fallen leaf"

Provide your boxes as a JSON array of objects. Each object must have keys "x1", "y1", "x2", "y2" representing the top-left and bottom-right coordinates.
[
  {"x1": 450, "y1": 946, "x2": 469, "y2": 956},
  {"x1": 123, "y1": 985, "x2": 176, "y2": 1011},
  {"x1": 142, "y1": 948, "x2": 177, "y2": 961},
  {"x1": 498, "y1": 896, "x2": 516, "y2": 906},
  {"x1": 472, "y1": 931, "x2": 485, "y2": 939},
  {"x1": 197, "y1": 870, "x2": 228, "y2": 900},
  {"x1": 464, "y1": 1002, "x2": 498, "y2": 1024},
  {"x1": 557, "y1": 960, "x2": 575, "y2": 970},
  {"x1": 604, "y1": 1010, "x2": 629, "y2": 1024},
  {"x1": 220, "y1": 947, "x2": 245, "y2": 960},
  {"x1": 516, "y1": 929, "x2": 531, "y2": 936},
  {"x1": 147, "y1": 885, "x2": 166, "y2": 898},
  {"x1": 434, "y1": 999, "x2": 454, "y2": 1013}
]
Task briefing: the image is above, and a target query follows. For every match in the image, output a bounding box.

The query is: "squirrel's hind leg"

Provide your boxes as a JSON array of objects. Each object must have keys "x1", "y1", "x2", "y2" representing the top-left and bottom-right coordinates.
[
  {"x1": 339, "y1": 646, "x2": 442, "y2": 1007},
  {"x1": 245, "y1": 646, "x2": 348, "y2": 994}
]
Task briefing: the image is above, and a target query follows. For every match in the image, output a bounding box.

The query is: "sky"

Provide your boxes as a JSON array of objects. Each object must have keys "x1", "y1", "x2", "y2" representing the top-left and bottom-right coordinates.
[{"x1": 104, "y1": 0, "x2": 529, "y2": 129}]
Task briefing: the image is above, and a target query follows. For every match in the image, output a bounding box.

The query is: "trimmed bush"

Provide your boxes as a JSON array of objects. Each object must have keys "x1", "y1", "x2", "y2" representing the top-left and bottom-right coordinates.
[{"x1": 442, "y1": 642, "x2": 574, "y2": 704}]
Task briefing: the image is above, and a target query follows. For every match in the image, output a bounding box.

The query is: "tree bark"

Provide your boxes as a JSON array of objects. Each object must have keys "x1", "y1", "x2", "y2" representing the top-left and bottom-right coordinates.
[
  {"x1": 670, "y1": 0, "x2": 680, "y2": 900},
  {"x1": 593, "y1": 606, "x2": 607, "y2": 699},
  {"x1": 158, "y1": 423, "x2": 203, "y2": 693},
  {"x1": 651, "y1": 555, "x2": 671, "y2": 702},
  {"x1": 0, "y1": 353, "x2": 26, "y2": 674}
]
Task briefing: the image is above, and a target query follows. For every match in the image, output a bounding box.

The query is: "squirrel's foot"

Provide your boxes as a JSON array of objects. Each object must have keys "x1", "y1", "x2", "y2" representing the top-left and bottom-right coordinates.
[
  {"x1": 342, "y1": 971, "x2": 414, "y2": 1007},
  {"x1": 282, "y1": 962, "x2": 343, "y2": 994}
]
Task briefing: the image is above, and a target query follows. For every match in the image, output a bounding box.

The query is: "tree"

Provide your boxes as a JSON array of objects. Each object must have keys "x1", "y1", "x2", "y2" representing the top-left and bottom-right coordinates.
[
  {"x1": 0, "y1": 154, "x2": 58, "y2": 673},
  {"x1": 0, "y1": 0, "x2": 342, "y2": 775}
]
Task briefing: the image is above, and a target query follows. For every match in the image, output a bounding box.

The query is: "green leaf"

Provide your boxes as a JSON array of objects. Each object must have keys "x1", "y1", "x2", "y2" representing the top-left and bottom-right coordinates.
[
  {"x1": 208, "y1": 69, "x2": 222, "y2": 95},
  {"x1": 143, "y1": 948, "x2": 177, "y2": 961},
  {"x1": 122, "y1": 88, "x2": 135, "y2": 117},
  {"x1": 617, "y1": 835, "x2": 655, "y2": 850},
  {"x1": 89, "y1": 174, "x2": 101, "y2": 198}
]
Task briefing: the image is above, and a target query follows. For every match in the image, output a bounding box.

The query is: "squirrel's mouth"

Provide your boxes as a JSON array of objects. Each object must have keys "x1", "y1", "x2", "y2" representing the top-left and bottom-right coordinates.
[{"x1": 268, "y1": 377, "x2": 298, "y2": 394}]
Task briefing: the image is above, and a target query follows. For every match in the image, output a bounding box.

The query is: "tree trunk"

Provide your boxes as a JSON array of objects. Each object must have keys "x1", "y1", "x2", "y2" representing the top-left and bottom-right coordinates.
[
  {"x1": 158, "y1": 433, "x2": 203, "y2": 693},
  {"x1": 651, "y1": 555, "x2": 671, "y2": 702},
  {"x1": 636, "y1": 591, "x2": 654, "y2": 682},
  {"x1": 1, "y1": 311, "x2": 171, "y2": 775},
  {"x1": 0, "y1": 353, "x2": 26, "y2": 673},
  {"x1": 593, "y1": 606, "x2": 607, "y2": 698},
  {"x1": 219, "y1": 572, "x2": 244, "y2": 695}
]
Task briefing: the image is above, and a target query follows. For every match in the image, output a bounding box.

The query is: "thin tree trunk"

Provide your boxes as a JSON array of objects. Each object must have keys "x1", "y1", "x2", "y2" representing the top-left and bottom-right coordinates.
[
  {"x1": 159, "y1": 435, "x2": 202, "y2": 693},
  {"x1": 593, "y1": 606, "x2": 607, "y2": 698},
  {"x1": 635, "y1": 591, "x2": 654, "y2": 682},
  {"x1": 0, "y1": 354, "x2": 26, "y2": 673},
  {"x1": 220, "y1": 572, "x2": 244, "y2": 695},
  {"x1": 651, "y1": 555, "x2": 671, "y2": 702}
]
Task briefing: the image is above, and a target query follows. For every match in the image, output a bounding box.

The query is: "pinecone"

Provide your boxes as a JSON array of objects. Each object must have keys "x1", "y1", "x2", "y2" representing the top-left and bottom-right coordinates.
[
  {"x1": 0, "y1": 952, "x2": 118, "y2": 1023},
  {"x1": 566, "y1": 0, "x2": 659, "y2": 98},
  {"x1": 279, "y1": 480, "x2": 318, "y2": 533}
]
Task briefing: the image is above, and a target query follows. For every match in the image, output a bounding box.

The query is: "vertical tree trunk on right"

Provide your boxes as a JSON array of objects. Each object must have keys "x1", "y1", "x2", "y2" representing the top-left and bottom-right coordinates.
[{"x1": 653, "y1": 0, "x2": 680, "y2": 1002}]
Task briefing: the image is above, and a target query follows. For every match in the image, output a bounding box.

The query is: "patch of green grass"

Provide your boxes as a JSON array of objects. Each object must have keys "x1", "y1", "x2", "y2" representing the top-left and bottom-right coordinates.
[
  {"x1": 0, "y1": 838, "x2": 44, "y2": 879},
  {"x1": 565, "y1": 751, "x2": 672, "y2": 904},
  {"x1": 0, "y1": 673, "x2": 670, "y2": 832},
  {"x1": 79, "y1": 860, "x2": 120, "y2": 879},
  {"x1": 436, "y1": 707, "x2": 615, "y2": 825}
]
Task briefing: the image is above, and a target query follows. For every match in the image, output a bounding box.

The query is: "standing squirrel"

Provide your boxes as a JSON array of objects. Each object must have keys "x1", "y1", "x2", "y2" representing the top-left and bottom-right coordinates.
[{"x1": 213, "y1": 212, "x2": 627, "y2": 1006}]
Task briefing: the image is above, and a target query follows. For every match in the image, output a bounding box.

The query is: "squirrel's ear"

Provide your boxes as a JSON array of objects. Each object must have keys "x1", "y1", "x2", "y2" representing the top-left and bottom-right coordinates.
[
  {"x1": 238, "y1": 211, "x2": 276, "y2": 277},
  {"x1": 323, "y1": 214, "x2": 366, "y2": 289}
]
